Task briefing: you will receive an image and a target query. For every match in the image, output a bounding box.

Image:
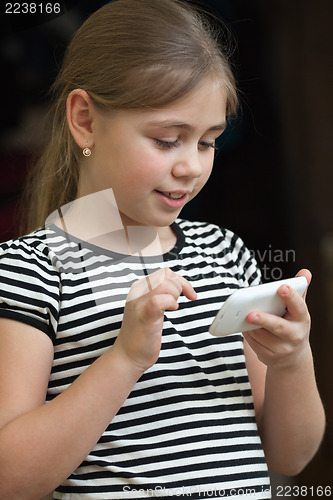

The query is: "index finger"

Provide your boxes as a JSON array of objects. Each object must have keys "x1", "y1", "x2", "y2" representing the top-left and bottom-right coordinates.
[{"x1": 176, "y1": 274, "x2": 197, "y2": 301}]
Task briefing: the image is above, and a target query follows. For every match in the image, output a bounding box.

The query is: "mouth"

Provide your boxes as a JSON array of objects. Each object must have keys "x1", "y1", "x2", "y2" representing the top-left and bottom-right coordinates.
[
  {"x1": 155, "y1": 190, "x2": 190, "y2": 208},
  {"x1": 157, "y1": 191, "x2": 185, "y2": 200}
]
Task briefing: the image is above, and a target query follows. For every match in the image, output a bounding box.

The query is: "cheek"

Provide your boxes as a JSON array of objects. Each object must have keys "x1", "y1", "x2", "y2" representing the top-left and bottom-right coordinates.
[
  {"x1": 112, "y1": 150, "x2": 164, "y2": 194},
  {"x1": 131, "y1": 150, "x2": 168, "y2": 182},
  {"x1": 125, "y1": 142, "x2": 157, "y2": 168},
  {"x1": 200, "y1": 156, "x2": 214, "y2": 183},
  {"x1": 190, "y1": 159, "x2": 213, "y2": 199}
]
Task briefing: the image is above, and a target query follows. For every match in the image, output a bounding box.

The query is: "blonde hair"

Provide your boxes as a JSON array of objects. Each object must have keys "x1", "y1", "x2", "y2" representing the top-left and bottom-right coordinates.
[{"x1": 22, "y1": 0, "x2": 238, "y2": 234}]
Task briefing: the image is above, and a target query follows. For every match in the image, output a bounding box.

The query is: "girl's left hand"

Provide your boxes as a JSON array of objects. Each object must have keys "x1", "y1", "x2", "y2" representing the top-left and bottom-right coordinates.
[{"x1": 243, "y1": 269, "x2": 312, "y2": 370}]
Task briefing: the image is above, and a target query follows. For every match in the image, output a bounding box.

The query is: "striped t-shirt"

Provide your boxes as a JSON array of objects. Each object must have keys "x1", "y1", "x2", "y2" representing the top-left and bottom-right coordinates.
[{"x1": 0, "y1": 219, "x2": 271, "y2": 499}]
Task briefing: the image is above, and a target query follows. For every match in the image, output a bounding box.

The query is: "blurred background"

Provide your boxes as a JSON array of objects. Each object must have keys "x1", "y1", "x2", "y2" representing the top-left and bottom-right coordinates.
[{"x1": 1, "y1": 0, "x2": 332, "y2": 496}]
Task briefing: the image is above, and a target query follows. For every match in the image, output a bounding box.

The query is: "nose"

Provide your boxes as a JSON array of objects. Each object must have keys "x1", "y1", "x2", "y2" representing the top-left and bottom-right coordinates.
[{"x1": 172, "y1": 148, "x2": 203, "y2": 179}]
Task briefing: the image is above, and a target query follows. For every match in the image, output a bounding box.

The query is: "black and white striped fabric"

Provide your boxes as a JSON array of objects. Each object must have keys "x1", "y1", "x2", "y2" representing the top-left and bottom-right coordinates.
[{"x1": 0, "y1": 219, "x2": 271, "y2": 499}]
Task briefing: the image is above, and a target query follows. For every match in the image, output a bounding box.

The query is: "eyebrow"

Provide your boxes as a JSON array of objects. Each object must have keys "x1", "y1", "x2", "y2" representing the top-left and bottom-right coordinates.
[{"x1": 147, "y1": 121, "x2": 227, "y2": 133}]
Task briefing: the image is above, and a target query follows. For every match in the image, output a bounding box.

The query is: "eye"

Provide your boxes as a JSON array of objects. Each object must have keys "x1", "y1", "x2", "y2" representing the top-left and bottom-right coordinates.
[
  {"x1": 198, "y1": 141, "x2": 219, "y2": 151},
  {"x1": 154, "y1": 139, "x2": 180, "y2": 150}
]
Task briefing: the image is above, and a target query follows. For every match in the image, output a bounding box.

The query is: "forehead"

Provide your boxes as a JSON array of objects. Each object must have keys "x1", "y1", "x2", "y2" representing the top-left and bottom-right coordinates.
[
  {"x1": 96, "y1": 78, "x2": 227, "y2": 132},
  {"x1": 138, "y1": 79, "x2": 227, "y2": 129}
]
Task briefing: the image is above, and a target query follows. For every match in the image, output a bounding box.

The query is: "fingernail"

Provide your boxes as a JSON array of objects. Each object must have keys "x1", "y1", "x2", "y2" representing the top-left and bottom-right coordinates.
[{"x1": 248, "y1": 313, "x2": 260, "y2": 323}]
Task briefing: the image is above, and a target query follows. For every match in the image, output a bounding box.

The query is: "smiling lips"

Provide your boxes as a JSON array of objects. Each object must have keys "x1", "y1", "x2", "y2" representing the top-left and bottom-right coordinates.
[
  {"x1": 159, "y1": 191, "x2": 184, "y2": 200},
  {"x1": 155, "y1": 190, "x2": 190, "y2": 207}
]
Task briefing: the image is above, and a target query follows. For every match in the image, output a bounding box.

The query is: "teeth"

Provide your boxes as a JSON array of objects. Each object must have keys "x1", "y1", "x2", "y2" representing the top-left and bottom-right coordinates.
[{"x1": 162, "y1": 192, "x2": 184, "y2": 199}]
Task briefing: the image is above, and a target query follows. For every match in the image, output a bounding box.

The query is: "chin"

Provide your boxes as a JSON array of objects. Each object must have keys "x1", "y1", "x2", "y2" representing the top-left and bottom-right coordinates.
[
  {"x1": 150, "y1": 213, "x2": 181, "y2": 228},
  {"x1": 121, "y1": 207, "x2": 182, "y2": 229}
]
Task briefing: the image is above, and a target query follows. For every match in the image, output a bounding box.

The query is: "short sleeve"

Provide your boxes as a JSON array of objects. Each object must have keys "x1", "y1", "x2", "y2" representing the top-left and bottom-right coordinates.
[
  {"x1": 0, "y1": 235, "x2": 60, "y2": 342},
  {"x1": 222, "y1": 228, "x2": 262, "y2": 288}
]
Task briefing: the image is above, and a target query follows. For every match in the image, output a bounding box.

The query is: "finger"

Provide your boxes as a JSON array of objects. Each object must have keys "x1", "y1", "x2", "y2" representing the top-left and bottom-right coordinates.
[
  {"x1": 159, "y1": 277, "x2": 184, "y2": 301},
  {"x1": 295, "y1": 268, "x2": 312, "y2": 300},
  {"x1": 156, "y1": 268, "x2": 197, "y2": 301},
  {"x1": 144, "y1": 268, "x2": 183, "y2": 297},
  {"x1": 143, "y1": 293, "x2": 179, "y2": 320},
  {"x1": 246, "y1": 310, "x2": 289, "y2": 337},
  {"x1": 127, "y1": 268, "x2": 196, "y2": 303},
  {"x1": 177, "y1": 275, "x2": 197, "y2": 301},
  {"x1": 127, "y1": 268, "x2": 169, "y2": 302},
  {"x1": 154, "y1": 273, "x2": 196, "y2": 302},
  {"x1": 276, "y1": 282, "x2": 310, "y2": 321},
  {"x1": 244, "y1": 327, "x2": 286, "y2": 351},
  {"x1": 127, "y1": 277, "x2": 152, "y2": 302}
]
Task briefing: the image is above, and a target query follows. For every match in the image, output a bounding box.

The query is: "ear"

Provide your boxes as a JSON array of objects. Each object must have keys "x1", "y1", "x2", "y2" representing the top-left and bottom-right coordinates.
[{"x1": 67, "y1": 89, "x2": 95, "y2": 149}]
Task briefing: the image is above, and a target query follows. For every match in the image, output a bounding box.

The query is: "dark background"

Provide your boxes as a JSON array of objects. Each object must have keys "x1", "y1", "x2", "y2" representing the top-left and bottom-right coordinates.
[{"x1": 1, "y1": 0, "x2": 332, "y2": 495}]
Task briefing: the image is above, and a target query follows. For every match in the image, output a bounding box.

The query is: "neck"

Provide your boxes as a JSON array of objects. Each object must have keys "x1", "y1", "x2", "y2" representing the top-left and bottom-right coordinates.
[{"x1": 52, "y1": 190, "x2": 177, "y2": 256}]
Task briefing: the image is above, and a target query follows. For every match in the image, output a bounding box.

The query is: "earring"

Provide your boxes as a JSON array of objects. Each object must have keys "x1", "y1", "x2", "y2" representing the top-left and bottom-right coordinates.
[{"x1": 83, "y1": 145, "x2": 92, "y2": 157}]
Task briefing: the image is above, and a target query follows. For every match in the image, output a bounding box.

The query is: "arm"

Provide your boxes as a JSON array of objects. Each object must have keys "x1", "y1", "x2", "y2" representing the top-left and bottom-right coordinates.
[
  {"x1": 0, "y1": 269, "x2": 196, "y2": 500},
  {"x1": 0, "y1": 319, "x2": 144, "y2": 499},
  {"x1": 244, "y1": 269, "x2": 326, "y2": 476}
]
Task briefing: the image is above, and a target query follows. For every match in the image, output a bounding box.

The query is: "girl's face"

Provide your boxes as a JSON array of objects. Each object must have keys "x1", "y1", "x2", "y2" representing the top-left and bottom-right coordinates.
[{"x1": 78, "y1": 79, "x2": 227, "y2": 237}]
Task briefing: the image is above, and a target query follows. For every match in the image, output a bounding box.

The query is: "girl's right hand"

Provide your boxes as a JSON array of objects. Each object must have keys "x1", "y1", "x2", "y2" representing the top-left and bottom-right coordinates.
[{"x1": 113, "y1": 268, "x2": 197, "y2": 374}]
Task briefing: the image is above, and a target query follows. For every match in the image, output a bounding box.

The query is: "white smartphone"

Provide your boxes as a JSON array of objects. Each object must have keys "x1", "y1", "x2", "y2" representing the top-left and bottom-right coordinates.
[{"x1": 209, "y1": 276, "x2": 308, "y2": 337}]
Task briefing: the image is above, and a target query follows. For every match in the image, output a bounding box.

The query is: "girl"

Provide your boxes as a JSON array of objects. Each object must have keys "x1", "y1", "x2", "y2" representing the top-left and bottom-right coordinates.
[{"x1": 0, "y1": 1, "x2": 325, "y2": 499}]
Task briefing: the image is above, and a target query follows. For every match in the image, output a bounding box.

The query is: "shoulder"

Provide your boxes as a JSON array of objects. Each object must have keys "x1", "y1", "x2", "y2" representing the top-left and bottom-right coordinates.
[
  {"x1": 176, "y1": 218, "x2": 250, "y2": 254},
  {"x1": 0, "y1": 227, "x2": 62, "y2": 279},
  {"x1": 0, "y1": 228, "x2": 62, "y2": 340},
  {"x1": 176, "y1": 218, "x2": 261, "y2": 286}
]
